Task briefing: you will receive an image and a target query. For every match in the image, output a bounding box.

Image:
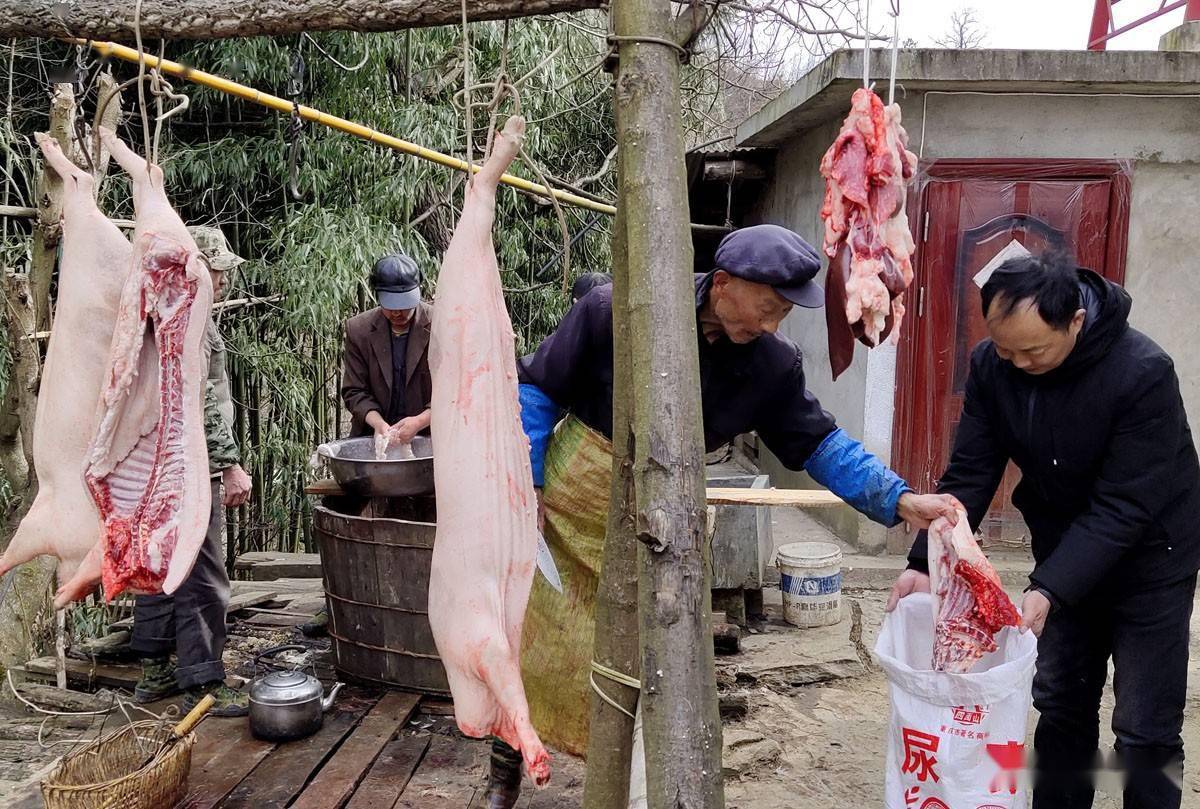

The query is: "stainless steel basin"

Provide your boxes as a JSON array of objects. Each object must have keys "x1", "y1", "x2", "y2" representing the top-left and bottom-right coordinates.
[{"x1": 317, "y1": 436, "x2": 434, "y2": 497}]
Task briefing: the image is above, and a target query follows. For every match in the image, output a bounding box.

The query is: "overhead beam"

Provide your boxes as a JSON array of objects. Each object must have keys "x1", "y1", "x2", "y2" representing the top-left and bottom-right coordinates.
[{"x1": 2, "y1": 0, "x2": 604, "y2": 41}]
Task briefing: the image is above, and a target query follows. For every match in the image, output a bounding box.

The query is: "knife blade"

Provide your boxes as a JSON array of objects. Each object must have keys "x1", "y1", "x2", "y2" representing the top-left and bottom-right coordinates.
[{"x1": 535, "y1": 532, "x2": 564, "y2": 593}]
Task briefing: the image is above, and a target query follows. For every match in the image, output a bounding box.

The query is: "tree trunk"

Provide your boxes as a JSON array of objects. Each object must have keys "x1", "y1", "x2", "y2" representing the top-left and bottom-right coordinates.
[
  {"x1": 611, "y1": 0, "x2": 723, "y2": 806},
  {"x1": 582, "y1": 203, "x2": 641, "y2": 807},
  {"x1": 6, "y1": 0, "x2": 603, "y2": 41},
  {"x1": 28, "y1": 84, "x2": 75, "y2": 335}
]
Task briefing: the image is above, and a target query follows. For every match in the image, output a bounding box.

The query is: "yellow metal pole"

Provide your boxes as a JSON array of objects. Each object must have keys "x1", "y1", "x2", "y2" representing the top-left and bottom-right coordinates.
[{"x1": 79, "y1": 39, "x2": 618, "y2": 216}]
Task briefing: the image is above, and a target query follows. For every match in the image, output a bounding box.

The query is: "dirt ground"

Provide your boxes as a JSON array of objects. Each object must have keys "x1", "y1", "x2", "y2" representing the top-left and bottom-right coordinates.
[{"x1": 720, "y1": 587, "x2": 1200, "y2": 809}]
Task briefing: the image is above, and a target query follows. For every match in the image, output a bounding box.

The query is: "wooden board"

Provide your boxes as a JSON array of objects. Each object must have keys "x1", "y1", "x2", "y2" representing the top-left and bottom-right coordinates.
[
  {"x1": 394, "y1": 733, "x2": 486, "y2": 809},
  {"x1": 21, "y1": 657, "x2": 139, "y2": 689},
  {"x1": 241, "y1": 613, "x2": 312, "y2": 628},
  {"x1": 305, "y1": 478, "x2": 344, "y2": 496},
  {"x1": 704, "y1": 487, "x2": 843, "y2": 507},
  {"x1": 233, "y1": 578, "x2": 324, "y2": 597},
  {"x1": 344, "y1": 734, "x2": 431, "y2": 809},
  {"x1": 184, "y1": 718, "x2": 276, "y2": 809},
  {"x1": 290, "y1": 691, "x2": 421, "y2": 809},
  {"x1": 109, "y1": 590, "x2": 277, "y2": 630},
  {"x1": 221, "y1": 691, "x2": 378, "y2": 809},
  {"x1": 307, "y1": 478, "x2": 843, "y2": 509},
  {"x1": 234, "y1": 552, "x2": 322, "y2": 581}
]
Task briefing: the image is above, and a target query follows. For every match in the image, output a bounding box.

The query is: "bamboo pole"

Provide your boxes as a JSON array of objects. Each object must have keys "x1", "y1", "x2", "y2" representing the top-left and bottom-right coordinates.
[{"x1": 78, "y1": 39, "x2": 618, "y2": 216}]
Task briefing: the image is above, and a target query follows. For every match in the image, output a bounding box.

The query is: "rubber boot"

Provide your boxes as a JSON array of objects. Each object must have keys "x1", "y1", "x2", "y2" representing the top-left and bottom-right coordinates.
[
  {"x1": 484, "y1": 738, "x2": 524, "y2": 809},
  {"x1": 134, "y1": 656, "x2": 180, "y2": 703}
]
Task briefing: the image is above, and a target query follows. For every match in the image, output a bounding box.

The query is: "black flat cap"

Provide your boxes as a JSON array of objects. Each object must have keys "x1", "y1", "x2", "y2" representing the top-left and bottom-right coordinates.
[{"x1": 713, "y1": 224, "x2": 824, "y2": 308}]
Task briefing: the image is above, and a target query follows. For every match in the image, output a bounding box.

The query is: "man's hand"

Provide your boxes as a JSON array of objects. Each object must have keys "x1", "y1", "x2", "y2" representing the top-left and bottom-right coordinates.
[
  {"x1": 886, "y1": 569, "x2": 930, "y2": 612},
  {"x1": 222, "y1": 464, "x2": 253, "y2": 507},
  {"x1": 1020, "y1": 590, "x2": 1051, "y2": 637},
  {"x1": 535, "y1": 487, "x2": 545, "y2": 534},
  {"x1": 366, "y1": 410, "x2": 390, "y2": 437},
  {"x1": 896, "y1": 492, "x2": 964, "y2": 529},
  {"x1": 388, "y1": 417, "x2": 424, "y2": 445}
]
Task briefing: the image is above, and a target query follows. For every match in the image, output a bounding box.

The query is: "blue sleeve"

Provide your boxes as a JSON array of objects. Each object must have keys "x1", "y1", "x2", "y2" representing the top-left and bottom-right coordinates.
[
  {"x1": 519, "y1": 383, "x2": 562, "y2": 488},
  {"x1": 803, "y1": 428, "x2": 911, "y2": 526}
]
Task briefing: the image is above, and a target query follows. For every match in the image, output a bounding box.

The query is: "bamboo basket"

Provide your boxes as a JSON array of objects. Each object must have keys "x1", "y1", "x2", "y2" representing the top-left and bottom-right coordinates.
[{"x1": 41, "y1": 696, "x2": 212, "y2": 809}]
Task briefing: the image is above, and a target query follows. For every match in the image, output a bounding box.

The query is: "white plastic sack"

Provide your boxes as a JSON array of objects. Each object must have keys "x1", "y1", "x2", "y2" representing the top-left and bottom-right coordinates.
[{"x1": 873, "y1": 593, "x2": 1038, "y2": 809}]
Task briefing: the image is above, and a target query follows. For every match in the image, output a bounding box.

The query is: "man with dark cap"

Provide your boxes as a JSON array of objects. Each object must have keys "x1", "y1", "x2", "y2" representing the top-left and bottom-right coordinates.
[
  {"x1": 340, "y1": 252, "x2": 434, "y2": 444},
  {"x1": 302, "y1": 253, "x2": 433, "y2": 638},
  {"x1": 481, "y1": 223, "x2": 962, "y2": 807},
  {"x1": 570, "y1": 271, "x2": 612, "y2": 305}
]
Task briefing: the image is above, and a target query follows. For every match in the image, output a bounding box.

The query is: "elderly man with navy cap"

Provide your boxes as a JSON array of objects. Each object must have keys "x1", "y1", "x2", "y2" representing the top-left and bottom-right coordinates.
[
  {"x1": 477, "y1": 224, "x2": 961, "y2": 807},
  {"x1": 339, "y1": 252, "x2": 434, "y2": 444}
]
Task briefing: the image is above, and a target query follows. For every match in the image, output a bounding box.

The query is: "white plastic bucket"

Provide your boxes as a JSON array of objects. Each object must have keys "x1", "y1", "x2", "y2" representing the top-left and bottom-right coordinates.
[{"x1": 776, "y1": 541, "x2": 843, "y2": 628}]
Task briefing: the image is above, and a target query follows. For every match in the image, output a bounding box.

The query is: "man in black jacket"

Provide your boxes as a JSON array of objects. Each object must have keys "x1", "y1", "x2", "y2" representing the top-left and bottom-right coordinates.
[{"x1": 889, "y1": 253, "x2": 1200, "y2": 809}]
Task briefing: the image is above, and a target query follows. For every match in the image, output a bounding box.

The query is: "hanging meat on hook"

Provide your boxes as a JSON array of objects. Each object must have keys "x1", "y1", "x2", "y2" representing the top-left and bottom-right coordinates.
[
  {"x1": 427, "y1": 115, "x2": 552, "y2": 787},
  {"x1": 0, "y1": 134, "x2": 132, "y2": 596},
  {"x1": 55, "y1": 128, "x2": 214, "y2": 606},
  {"x1": 928, "y1": 512, "x2": 1020, "y2": 673},
  {"x1": 819, "y1": 87, "x2": 918, "y2": 380}
]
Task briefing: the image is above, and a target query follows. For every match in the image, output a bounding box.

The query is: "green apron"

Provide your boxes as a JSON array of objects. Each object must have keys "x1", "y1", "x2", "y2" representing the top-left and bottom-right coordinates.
[{"x1": 519, "y1": 415, "x2": 613, "y2": 756}]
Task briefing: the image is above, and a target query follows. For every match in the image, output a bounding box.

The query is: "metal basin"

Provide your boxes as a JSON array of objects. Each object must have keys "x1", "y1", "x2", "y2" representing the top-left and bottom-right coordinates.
[{"x1": 317, "y1": 436, "x2": 434, "y2": 497}]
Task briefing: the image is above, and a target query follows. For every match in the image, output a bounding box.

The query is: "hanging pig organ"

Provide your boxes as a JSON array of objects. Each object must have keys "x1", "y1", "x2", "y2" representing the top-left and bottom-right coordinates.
[
  {"x1": 427, "y1": 116, "x2": 551, "y2": 786},
  {"x1": 819, "y1": 87, "x2": 919, "y2": 380},
  {"x1": 0, "y1": 130, "x2": 212, "y2": 607},
  {"x1": 928, "y1": 513, "x2": 1020, "y2": 673}
]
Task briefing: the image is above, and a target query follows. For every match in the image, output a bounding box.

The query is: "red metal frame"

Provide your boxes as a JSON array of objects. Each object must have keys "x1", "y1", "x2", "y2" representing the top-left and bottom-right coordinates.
[{"x1": 1088, "y1": 0, "x2": 1192, "y2": 50}]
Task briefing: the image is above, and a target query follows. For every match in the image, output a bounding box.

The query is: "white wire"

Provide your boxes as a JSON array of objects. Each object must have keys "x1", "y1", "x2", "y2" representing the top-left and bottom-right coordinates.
[
  {"x1": 918, "y1": 90, "x2": 1200, "y2": 158},
  {"x1": 862, "y1": 0, "x2": 871, "y2": 88},
  {"x1": 888, "y1": 12, "x2": 899, "y2": 106}
]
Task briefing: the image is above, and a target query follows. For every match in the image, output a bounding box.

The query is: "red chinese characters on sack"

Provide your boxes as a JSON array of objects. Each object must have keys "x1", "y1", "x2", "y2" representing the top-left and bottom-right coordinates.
[
  {"x1": 987, "y1": 741, "x2": 1026, "y2": 795},
  {"x1": 901, "y1": 727, "x2": 942, "y2": 783}
]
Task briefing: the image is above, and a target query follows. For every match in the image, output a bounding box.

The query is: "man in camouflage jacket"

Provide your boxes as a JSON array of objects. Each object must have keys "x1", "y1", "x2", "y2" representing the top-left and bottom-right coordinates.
[{"x1": 131, "y1": 227, "x2": 253, "y2": 717}]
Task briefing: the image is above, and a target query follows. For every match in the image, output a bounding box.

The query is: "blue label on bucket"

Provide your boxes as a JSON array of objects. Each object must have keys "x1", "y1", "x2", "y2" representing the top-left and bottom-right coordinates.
[{"x1": 780, "y1": 572, "x2": 841, "y2": 597}]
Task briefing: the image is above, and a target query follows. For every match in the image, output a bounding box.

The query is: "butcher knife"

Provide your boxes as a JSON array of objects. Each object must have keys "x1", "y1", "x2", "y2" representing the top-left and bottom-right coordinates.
[{"x1": 535, "y1": 532, "x2": 564, "y2": 593}]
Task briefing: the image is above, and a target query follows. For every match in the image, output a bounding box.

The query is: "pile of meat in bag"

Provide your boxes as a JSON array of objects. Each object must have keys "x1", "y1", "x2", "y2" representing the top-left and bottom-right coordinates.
[{"x1": 819, "y1": 87, "x2": 919, "y2": 380}]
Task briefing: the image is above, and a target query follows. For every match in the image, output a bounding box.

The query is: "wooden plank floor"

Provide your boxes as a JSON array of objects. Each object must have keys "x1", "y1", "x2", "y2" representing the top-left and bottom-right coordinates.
[{"x1": 176, "y1": 690, "x2": 583, "y2": 809}]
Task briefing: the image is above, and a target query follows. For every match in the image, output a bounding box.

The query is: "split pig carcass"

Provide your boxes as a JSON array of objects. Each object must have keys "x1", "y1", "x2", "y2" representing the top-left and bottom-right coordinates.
[
  {"x1": 0, "y1": 134, "x2": 132, "y2": 594},
  {"x1": 819, "y1": 87, "x2": 919, "y2": 380},
  {"x1": 427, "y1": 115, "x2": 551, "y2": 786},
  {"x1": 928, "y1": 513, "x2": 1021, "y2": 673},
  {"x1": 57, "y1": 128, "x2": 214, "y2": 606}
]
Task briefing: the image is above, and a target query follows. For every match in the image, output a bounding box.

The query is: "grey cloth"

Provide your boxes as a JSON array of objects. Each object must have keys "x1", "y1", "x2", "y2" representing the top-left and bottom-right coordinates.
[
  {"x1": 386, "y1": 329, "x2": 409, "y2": 423},
  {"x1": 130, "y1": 480, "x2": 230, "y2": 688}
]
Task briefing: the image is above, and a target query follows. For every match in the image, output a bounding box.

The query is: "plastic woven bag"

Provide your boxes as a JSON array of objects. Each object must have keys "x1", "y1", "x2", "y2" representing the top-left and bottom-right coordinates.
[{"x1": 873, "y1": 593, "x2": 1038, "y2": 809}]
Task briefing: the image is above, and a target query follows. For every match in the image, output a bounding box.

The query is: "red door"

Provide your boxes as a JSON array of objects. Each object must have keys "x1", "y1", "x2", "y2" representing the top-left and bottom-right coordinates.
[{"x1": 892, "y1": 160, "x2": 1130, "y2": 550}]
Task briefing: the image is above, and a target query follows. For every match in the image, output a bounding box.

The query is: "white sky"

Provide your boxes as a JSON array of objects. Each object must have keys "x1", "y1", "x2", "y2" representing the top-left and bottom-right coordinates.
[{"x1": 894, "y1": 0, "x2": 1185, "y2": 50}]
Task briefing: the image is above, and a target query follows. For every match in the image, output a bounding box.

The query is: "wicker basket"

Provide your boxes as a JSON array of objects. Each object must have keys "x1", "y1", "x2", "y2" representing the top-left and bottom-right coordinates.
[{"x1": 41, "y1": 719, "x2": 196, "y2": 809}]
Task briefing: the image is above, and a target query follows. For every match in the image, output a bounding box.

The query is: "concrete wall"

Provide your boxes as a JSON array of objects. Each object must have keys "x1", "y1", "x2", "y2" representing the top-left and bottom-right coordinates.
[
  {"x1": 745, "y1": 90, "x2": 1200, "y2": 552},
  {"x1": 1124, "y1": 160, "x2": 1200, "y2": 438}
]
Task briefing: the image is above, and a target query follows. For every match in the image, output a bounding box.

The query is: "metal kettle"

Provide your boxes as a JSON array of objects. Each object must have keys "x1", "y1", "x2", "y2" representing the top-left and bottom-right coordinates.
[{"x1": 248, "y1": 644, "x2": 344, "y2": 742}]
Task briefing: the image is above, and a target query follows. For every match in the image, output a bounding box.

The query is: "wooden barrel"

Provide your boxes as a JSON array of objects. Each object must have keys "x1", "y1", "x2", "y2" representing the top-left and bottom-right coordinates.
[{"x1": 313, "y1": 494, "x2": 450, "y2": 695}]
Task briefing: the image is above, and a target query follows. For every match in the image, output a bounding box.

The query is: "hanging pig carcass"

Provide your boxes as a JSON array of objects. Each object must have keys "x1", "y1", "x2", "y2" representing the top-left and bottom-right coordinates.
[
  {"x1": 56, "y1": 128, "x2": 214, "y2": 605},
  {"x1": 427, "y1": 115, "x2": 552, "y2": 787},
  {"x1": 0, "y1": 134, "x2": 132, "y2": 597}
]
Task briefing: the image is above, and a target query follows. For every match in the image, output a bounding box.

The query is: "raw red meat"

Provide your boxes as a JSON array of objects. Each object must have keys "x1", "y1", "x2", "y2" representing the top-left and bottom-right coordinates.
[
  {"x1": 58, "y1": 128, "x2": 214, "y2": 605},
  {"x1": 819, "y1": 88, "x2": 918, "y2": 380},
  {"x1": 427, "y1": 116, "x2": 551, "y2": 786},
  {"x1": 928, "y1": 513, "x2": 1020, "y2": 673},
  {"x1": 0, "y1": 134, "x2": 131, "y2": 598}
]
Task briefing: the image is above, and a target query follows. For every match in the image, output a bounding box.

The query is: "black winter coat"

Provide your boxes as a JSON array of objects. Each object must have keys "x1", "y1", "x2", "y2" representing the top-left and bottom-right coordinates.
[{"x1": 908, "y1": 269, "x2": 1200, "y2": 607}]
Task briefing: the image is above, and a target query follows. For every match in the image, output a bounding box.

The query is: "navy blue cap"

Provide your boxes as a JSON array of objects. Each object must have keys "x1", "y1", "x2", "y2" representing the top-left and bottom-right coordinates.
[{"x1": 713, "y1": 224, "x2": 823, "y2": 308}]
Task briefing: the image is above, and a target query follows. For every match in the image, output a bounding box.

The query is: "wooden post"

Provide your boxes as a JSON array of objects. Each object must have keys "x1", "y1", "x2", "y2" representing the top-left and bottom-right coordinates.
[
  {"x1": 610, "y1": 1, "x2": 723, "y2": 806},
  {"x1": 582, "y1": 203, "x2": 640, "y2": 807}
]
